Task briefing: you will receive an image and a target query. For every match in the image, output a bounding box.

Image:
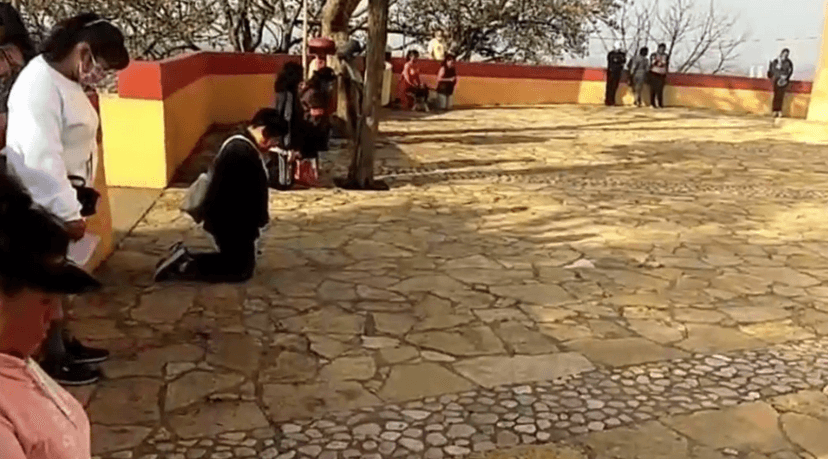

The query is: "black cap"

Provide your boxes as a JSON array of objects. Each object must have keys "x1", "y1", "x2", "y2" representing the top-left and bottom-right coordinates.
[{"x1": 0, "y1": 171, "x2": 101, "y2": 295}]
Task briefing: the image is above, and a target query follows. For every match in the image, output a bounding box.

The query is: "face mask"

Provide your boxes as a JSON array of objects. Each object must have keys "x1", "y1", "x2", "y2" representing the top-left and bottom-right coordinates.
[{"x1": 78, "y1": 53, "x2": 105, "y2": 87}]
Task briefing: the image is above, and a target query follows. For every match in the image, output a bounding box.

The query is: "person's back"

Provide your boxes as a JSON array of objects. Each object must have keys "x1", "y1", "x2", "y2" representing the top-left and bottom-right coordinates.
[
  {"x1": 630, "y1": 54, "x2": 649, "y2": 79},
  {"x1": 202, "y1": 132, "x2": 269, "y2": 241}
]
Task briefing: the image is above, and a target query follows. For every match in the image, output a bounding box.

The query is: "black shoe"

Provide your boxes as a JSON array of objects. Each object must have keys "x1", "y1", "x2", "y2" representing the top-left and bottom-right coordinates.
[
  {"x1": 154, "y1": 245, "x2": 191, "y2": 282},
  {"x1": 65, "y1": 337, "x2": 110, "y2": 364},
  {"x1": 43, "y1": 361, "x2": 100, "y2": 386}
]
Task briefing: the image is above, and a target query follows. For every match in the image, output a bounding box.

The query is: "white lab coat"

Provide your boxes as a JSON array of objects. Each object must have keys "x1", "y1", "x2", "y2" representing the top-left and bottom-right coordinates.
[{"x1": 3, "y1": 55, "x2": 99, "y2": 222}]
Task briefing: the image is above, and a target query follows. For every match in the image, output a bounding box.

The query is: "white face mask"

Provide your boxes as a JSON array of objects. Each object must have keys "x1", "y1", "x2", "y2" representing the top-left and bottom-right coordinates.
[{"x1": 78, "y1": 53, "x2": 105, "y2": 86}]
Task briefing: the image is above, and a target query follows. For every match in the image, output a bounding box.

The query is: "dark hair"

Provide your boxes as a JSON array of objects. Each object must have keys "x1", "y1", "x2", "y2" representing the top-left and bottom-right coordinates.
[
  {"x1": 781, "y1": 48, "x2": 790, "y2": 55},
  {"x1": 406, "y1": 50, "x2": 419, "y2": 61},
  {"x1": 274, "y1": 61, "x2": 303, "y2": 93},
  {"x1": 306, "y1": 67, "x2": 336, "y2": 91},
  {"x1": 640, "y1": 47, "x2": 649, "y2": 56},
  {"x1": 0, "y1": 3, "x2": 35, "y2": 62},
  {"x1": 41, "y1": 12, "x2": 130, "y2": 70},
  {"x1": 442, "y1": 53, "x2": 456, "y2": 67},
  {"x1": 251, "y1": 108, "x2": 289, "y2": 140},
  {"x1": 658, "y1": 43, "x2": 667, "y2": 49},
  {"x1": 0, "y1": 173, "x2": 70, "y2": 296}
]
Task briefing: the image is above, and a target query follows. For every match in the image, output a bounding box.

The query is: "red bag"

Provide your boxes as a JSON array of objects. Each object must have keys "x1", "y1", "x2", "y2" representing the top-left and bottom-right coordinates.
[{"x1": 294, "y1": 159, "x2": 319, "y2": 187}]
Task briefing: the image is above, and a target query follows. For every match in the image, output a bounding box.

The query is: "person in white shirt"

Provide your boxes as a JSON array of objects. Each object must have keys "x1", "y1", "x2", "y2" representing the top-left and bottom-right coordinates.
[
  {"x1": 3, "y1": 12, "x2": 129, "y2": 386},
  {"x1": 428, "y1": 30, "x2": 447, "y2": 61}
]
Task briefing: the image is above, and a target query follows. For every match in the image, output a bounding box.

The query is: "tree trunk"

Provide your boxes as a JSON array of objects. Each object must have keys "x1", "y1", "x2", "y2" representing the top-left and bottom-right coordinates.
[
  {"x1": 347, "y1": 0, "x2": 389, "y2": 188},
  {"x1": 322, "y1": 0, "x2": 361, "y2": 124}
]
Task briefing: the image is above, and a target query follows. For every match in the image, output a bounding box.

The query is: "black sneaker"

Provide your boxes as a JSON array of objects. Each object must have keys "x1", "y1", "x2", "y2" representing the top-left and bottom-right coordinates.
[
  {"x1": 65, "y1": 338, "x2": 110, "y2": 364},
  {"x1": 154, "y1": 245, "x2": 191, "y2": 282},
  {"x1": 43, "y1": 362, "x2": 100, "y2": 386}
]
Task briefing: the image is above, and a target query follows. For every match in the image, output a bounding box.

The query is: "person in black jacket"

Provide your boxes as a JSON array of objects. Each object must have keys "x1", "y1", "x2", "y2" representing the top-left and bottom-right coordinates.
[
  {"x1": 274, "y1": 61, "x2": 305, "y2": 152},
  {"x1": 154, "y1": 109, "x2": 288, "y2": 283},
  {"x1": 769, "y1": 48, "x2": 794, "y2": 118},
  {"x1": 605, "y1": 41, "x2": 626, "y2": 106}
]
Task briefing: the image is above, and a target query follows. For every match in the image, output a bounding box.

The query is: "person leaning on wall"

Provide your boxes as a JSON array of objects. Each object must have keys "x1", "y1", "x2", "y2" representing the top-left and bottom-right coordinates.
[
  {"x1": 2, "y1": 12, "x2": 130, "y2": 386},
  {"x1": 0, "y1": 171, "x2": 101, "y2": 459},
  {"x1": 605, "y1": 41, "x2": 626, "y2": 106}
]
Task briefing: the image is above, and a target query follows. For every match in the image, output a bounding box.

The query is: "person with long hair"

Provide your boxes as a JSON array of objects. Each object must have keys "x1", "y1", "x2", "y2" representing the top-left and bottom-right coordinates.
[
  {"x1": 399, "y1": 49, "x2": 428, "y2": 111},
  {"x1": 435, "y1": 53, "x2": 458, "y2": 111},
  {"x1": 3, "y1": 12, "x2": 129, "y2": 385},
  {"x1": 0, "y1": 171, "x2": 101, "y2": 458},
  {"x1": 769, "y1": 48, "x2": 794, "y2": 118},
  {"x1": 273, "y1": 61, "x2": 305, "y2": 153},
  {"x1": 0, "y1": 2, "x2": 36, "y2": 149}
]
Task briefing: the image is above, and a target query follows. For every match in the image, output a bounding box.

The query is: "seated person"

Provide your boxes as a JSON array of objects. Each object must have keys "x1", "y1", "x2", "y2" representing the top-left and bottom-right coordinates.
[
  {"x1": 399, "y1": 49, "x2": 429, "y2": 110},
  {"x1": 154, "y1": 109, "x2": 288, "y2": 284},
  {"x1": 0, "y1": 171, "x2": 101, "y2": 458}
]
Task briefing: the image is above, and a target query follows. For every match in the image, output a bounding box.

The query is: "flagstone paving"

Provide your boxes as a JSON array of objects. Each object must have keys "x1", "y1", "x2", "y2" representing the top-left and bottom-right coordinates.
[{"x1": 73, "y1": 105, "x2": 828, "y2": 458}]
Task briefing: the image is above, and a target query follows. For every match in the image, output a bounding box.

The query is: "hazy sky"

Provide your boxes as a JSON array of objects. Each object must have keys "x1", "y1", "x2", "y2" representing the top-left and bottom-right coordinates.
[{"x1": 568, "y1": 0, "x2": 827, "y2": 79}]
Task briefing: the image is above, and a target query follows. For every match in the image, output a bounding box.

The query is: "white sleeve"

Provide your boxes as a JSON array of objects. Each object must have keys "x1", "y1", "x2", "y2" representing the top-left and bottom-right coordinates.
[{"x1": 7, "y1": 85, "x2": 82, "y2": 221}]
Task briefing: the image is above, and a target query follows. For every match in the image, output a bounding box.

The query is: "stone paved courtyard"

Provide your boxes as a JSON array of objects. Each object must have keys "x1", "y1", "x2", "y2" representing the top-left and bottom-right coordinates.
[{"x1": 73, "y1": 105, "x2": 828, "y2": 459}]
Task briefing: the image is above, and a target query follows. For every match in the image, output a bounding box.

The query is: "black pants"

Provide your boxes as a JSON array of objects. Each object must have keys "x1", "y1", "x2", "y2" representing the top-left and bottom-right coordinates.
[
  {"x1": 650, "y1": 73, "x2": 666, "y2": 108},
  {"x1": 605, "y1": 71, "x2": 622, "y2": 106},
  {"x1": 186, "y1": 231, "x2": 257, "y2": 283},
  {"x1": 773, "y1": 85, "x2": 787, "y2": 112}
]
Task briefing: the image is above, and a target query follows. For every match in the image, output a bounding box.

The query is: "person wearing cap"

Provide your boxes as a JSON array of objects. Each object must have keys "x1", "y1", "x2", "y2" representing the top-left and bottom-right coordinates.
[
  {"x1": 0, "y1": 172, "x2": 100, "y2": 459},
  {"x1": 2, "y1": 12, "x2": 130, "y2": 385},
  {"x1": 605, "y1": 41, "x2": 626, "y2": 106}
]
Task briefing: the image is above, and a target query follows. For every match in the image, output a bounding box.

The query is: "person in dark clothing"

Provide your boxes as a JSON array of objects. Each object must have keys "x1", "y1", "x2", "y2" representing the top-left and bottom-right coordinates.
[
  {"x1": 649, "y1": 43, "x2": 669, "y2": 108},
  {"x1": 436, "y1": 53, "x2": 458, "y2": 111},
  {"x1": 154, "y1": 109, "x2": 288, "y2": 284},
  {"x1": 274, "y1": 61, "x2": 305, "y2": 152},
  {"x1": 769, "y1": 48, "x2": 794, "y2": 118},
  {"x1": 605, "y1": 41, "x2": 626, "y2": 106},
  {"x1": 300, "y1": 67, "x2": 336, "y2": 158}
]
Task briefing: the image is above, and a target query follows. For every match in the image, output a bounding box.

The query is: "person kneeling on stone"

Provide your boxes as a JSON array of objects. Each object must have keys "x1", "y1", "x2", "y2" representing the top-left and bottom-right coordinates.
[{"x1": 155, "y1": 109, "x2": 288, "y2": 283}]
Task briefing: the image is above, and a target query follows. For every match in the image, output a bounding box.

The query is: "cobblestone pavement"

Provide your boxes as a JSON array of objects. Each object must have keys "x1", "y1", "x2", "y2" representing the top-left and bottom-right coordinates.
[{"x1": 73, "y1": 105, "x2": 828, "y2": 458}]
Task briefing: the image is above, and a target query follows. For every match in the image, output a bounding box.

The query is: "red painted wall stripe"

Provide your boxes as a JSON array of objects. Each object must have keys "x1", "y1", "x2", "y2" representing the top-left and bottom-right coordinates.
[{"x1": 117, "y1": 51, "x2": 813, "y2": 100}]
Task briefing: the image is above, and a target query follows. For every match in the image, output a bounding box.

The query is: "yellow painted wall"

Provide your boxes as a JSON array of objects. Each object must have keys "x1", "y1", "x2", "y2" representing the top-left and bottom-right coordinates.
[
  {"x1": 396, "y1": 74, "x2": 807, "y2": 117},
  {"x1": 162, "y1": 77, "x2": 213, "y2": 183},
  {"x1": 100, "y1": 95, "x2": 167, "y2": 188},
  {"x1": 808, "y1": 1, "x2": 828, "y2": 121},
  {"x1": 209, "y1": 74, "x2": 275, "y2": 125}
]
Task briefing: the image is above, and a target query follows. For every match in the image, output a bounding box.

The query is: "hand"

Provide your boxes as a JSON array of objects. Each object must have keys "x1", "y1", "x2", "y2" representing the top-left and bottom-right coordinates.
[{"x1": 64, "y1": 219, "x2": 86, "y2": 241}]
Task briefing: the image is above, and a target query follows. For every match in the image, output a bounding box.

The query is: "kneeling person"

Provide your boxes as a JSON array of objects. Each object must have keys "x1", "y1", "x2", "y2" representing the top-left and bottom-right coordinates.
[{"x1": 155, "y1": 109, "x2": 287, "y2": 283}]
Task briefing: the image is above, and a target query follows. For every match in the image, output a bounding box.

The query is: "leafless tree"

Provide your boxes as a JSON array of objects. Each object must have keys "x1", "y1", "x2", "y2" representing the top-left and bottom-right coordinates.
[
  {"x1": 601, "y1": 0, "x2": 747, "y2": 74},
  {"x1": 14, "y1": 0, "x2": 326, "y2": 60}
]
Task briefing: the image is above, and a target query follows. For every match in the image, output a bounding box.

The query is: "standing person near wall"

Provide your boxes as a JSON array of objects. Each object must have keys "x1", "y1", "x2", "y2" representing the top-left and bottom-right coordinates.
[
  {"x1": 428, "y1": 30, "x2": 447, "y2": 61},
  {"x1": 0, "y1": 2, "x2": 36, "y2": 150},
  {"x1": 649, "y1": 43, "x2": 669, "y2": 109},
  {"x1": 399, "y1": 50, "x2": 429, "y2": 111},
  {"x1": 155, "y1": 110, "x2": 288, "y2": 284},
  {"x1": 768, "y1": 48, "x2": 794, "y2": 118},
  {"x1": 436, "y1": 53, "x2": 458, "y2": 111},
  {"x1": 0, "y1": 172, "x2": 101, "y2": 459},
  {"x1": 605, "y1": 41, "x2": 626, "y2": 106},
  {"x1": 628, "y1": 47, "x2": 650, "y2": 107},
  {"x1": 2, "y1": 12, "x2": 130, "y2": 386},
  {"x1": 382, "y1": 49, "x2": 393, "y2": 107},
  {"x1": 274, "y1": 61, "x2": 306, "y2": 154}
]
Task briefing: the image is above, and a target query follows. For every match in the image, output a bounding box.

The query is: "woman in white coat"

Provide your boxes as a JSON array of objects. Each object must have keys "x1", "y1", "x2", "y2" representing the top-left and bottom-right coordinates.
[{"x1": 3, "y1": 12, "x2": 129, "y2": 386}]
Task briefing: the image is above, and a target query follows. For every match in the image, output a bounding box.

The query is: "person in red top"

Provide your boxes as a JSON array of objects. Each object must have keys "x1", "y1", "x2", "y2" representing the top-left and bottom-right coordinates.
[{"x1": 399, "y1": 49, "x2": 429, "y2": 110}]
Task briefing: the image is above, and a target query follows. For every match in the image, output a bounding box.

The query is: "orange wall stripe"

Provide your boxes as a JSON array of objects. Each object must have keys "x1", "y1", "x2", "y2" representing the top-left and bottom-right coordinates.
[{"x1": 117, "y1": 51, "x2": 813, "y2": 101}]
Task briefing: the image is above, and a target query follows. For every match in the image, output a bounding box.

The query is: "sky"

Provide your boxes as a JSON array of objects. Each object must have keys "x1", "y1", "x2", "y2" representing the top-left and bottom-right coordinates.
[
  {"x1": 383, "y1": 0, "x2": 826, "y2": 81},
  {"x1": 561, "y1": 0, "x2": 826, "y2": 80}
]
